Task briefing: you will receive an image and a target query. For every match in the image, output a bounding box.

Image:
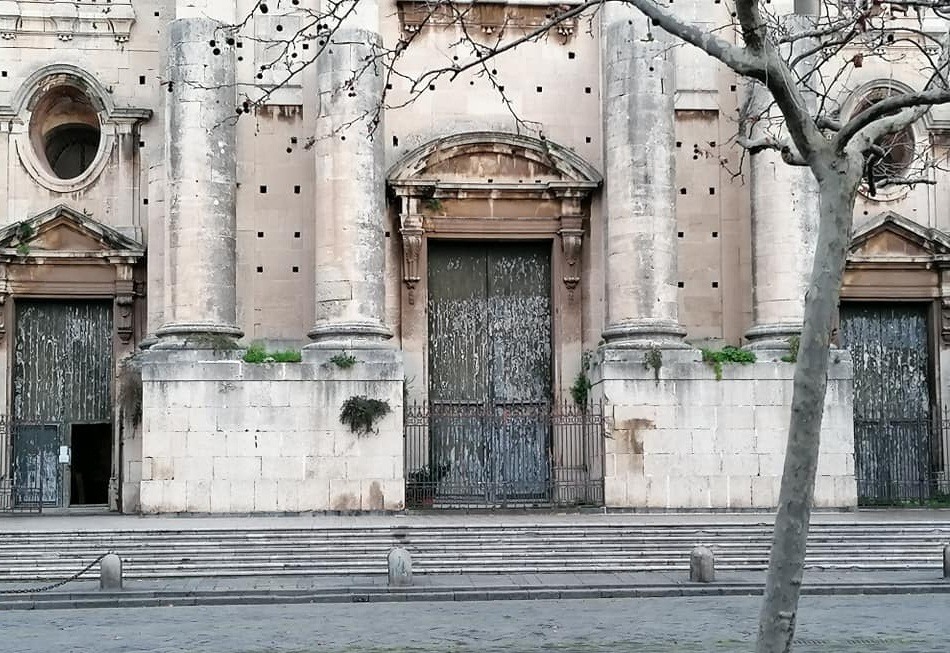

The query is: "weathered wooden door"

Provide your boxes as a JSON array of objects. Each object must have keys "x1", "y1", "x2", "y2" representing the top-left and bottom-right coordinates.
[
  {"x1": 428, "y1": 241, "x2": 552, "y2": 502},
  {"x1": 12, "y1": 300, "x2": 114, "y2": 507},
  {"x1": 839, "y1": 303, "x2": 933, "y2": 503}
]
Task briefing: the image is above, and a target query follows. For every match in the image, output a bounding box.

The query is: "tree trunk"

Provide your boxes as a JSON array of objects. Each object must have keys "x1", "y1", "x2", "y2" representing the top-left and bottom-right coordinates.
[{"x1": 755, "y1": 157, "x2": 861, "y2": 653}]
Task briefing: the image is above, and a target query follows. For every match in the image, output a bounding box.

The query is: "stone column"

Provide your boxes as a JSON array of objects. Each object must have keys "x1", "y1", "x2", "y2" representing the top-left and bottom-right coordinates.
[
  {"x1": 745, "y1": 11, "x2": 819, "y2": 351},
  {"x1": 601, "y1": 3, "x2": 685, "y2": 347},
  {"x1": 746, "y1": 148, "x2": 818, "y2": 349},
  {"x1": 155, "y1": 10, "x2": 242, "y2": 344},
  {"x1": 308, "y1": 0, "x2": 391, "y2": 347},
  {"x1": 600, "y1": 6, "x2": 685, "y2": 347}
]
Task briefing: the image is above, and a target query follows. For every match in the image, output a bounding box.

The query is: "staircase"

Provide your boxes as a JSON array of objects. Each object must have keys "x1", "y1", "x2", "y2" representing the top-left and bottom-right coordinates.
[{"x1": 2, "y1": 521, "x2": 950, "y2": 581}]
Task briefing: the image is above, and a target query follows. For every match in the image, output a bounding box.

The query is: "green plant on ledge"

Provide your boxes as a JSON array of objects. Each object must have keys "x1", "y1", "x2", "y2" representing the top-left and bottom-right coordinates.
[
  {"x1": 701, "y1": 346, "x2": 756, "y2": 381},
  {"x1": 643, "y1": 346, "x2": 663, "y2": 382},
  {"x1": 340, "y1": 396, "x2": 392, "y2": 435},
  {"x1": 329, "y1": 352, "x2": 358, "y2": 369},
  {"x1": 243, "y1": 343, "x2": 302, "y2": 363},
  {"x1": 570, "y1": 351, "x2": 593, "y2": 406},
  {"x1": 781, "y1": 335, "x2": 801, "y2": 363}
]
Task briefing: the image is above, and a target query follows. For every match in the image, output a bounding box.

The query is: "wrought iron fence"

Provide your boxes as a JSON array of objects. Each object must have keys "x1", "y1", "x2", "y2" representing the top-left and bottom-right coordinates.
[
  {"x1": 0, "y1": 418, "x2": 43, "y2": 513},
  {"x1": 855, "y1": 409, "x2": 950, "y2": 506},
  {"x1": 404, "y1": 401, "x2": 605, "y2": 508}
]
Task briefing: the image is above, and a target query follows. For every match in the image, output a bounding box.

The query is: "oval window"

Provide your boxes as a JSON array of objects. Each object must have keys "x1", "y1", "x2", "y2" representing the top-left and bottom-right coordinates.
[{"x1": 29, "y1": 86, "x2": 102, "y2": 180}]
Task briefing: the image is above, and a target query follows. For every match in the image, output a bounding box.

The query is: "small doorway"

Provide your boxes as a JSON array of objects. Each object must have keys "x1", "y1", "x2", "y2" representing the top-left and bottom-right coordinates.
[
  {"x1": 426, "y1": 240, "x2": 553, "y2": 503},
  {"x1": 839, "y1": 302, "x2": 937, "y2": 503},
  {"x1": 70, "y1": 423, "x2": 112, "y2": 505},
  {"x1": 12, "y1": 299, "x2": 114, "y2": 508}
]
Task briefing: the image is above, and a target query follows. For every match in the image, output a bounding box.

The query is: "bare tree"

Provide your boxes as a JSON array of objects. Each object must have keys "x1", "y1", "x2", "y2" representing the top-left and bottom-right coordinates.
[{"x1": 217, "y1": 1, "x2": 950, "y2": 650}]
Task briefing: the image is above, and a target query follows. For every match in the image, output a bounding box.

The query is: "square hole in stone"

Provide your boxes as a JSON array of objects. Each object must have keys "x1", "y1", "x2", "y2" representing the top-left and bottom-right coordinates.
[
  {"x1": 536, "y1": 86, "x2": 543, "y2": 93},
  {"x1": 256, "y1": 266, "x2": 264, "y2": 273},
  {"x1": 584, "y1": 87, "x2": 591, "y2": 94},
  {"x1": 260, "y1": 185, "x2": 267, "y2": 193},
  {"x1": 677, "y1": 231, "x2": 684, "y2": 238},
  {"x1": 677, "y1": 281, "x2": 685, "y2": 288},
  {"x1": 257, "y1": 231, "x2": 264, "y2": 238},
  {"x1": 143, "y1": 198, "x2": 149, "y2": 205},
  {"x1": 712, "y1": 231, "x2": 719, "y2": 238},
  {"x1": 709, "y1": 187, "x2": 716, "y2": 195},
  {"x1": 294, "y1": 232, "x2": 301, "y2": 238},
  {"x1": 292, "y1": 266, "x2": 299, "y2": 273},
  {"x1": 294, "y1": 185, "x2": 301, "y2": 194},
  {"x1": 585, "y1": 137, "x2": 591, "y2": 143},
  {"x1": 139, "y1": 75, "x2": 146, "y2": 85},
  {"x1": 711, "y1": 281, "x2": 719, "y2": 288},
  {"x1": 568, "y1": 52, "x2": 576, "y2": 59}
]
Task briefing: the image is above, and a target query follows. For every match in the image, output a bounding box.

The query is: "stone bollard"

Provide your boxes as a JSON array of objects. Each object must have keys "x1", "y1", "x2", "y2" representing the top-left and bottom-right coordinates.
[
  {"x1": 388, "y1": 547, "x2": 412, "y2": 587},
  {"x1": 100, "y1": 553, "x2": 123, "y2": 591},
  {"x1": 943, "y1": 544, "x2": 950, "y2": 579},
  {"x1": 689, "y1": 546, "x2": 715, "y2": 583}
]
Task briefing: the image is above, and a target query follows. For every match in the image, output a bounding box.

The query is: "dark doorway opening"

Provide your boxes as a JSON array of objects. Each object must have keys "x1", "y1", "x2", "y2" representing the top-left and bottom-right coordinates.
[{"x1": 70, "y1": 423, "x2": 111, "y2": 505}]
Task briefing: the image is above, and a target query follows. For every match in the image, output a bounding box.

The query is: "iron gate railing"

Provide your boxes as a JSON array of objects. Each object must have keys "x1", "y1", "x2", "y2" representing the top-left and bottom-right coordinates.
[
  {"x1": 855, "y1": 409, "x2": 950, "y2": 506},
  {"x1": 404, "y1": 401, "x2": 605, "y2": 508},
  {"x1": 0, "y1": 418, "x2": 43, "y2": 513}
]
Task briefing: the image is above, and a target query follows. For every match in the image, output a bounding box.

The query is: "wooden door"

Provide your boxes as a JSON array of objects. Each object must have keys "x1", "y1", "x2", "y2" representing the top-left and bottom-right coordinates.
[
  {"x1": 12, "y1": 300, "x2": 113, "y2": 507},
  {"x1": 839, "y1": 302, "x2": 933, "y2": 503},
  {"x1": 427, "y1": 241, "x2": 552, "y2": 502}
]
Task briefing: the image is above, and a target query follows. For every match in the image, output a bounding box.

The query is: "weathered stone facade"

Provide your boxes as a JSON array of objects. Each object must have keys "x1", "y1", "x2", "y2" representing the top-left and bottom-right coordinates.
[{"x1": 2, "y1": 0, "x2": 949, "y2": 513}]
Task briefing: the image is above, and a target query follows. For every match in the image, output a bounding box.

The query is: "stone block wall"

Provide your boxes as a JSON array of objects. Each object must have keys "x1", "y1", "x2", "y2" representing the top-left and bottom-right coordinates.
[
  {"x1": 138, "y1": 350, "x2": 404, "y2": 513},
  {"x1": 594, "y1": 348, "x2": 856, "y2": 510}
]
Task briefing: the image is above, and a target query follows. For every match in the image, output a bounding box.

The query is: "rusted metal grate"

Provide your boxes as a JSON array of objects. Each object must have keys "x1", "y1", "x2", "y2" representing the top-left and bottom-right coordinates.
[
  {"x1": 855, "y1": 408, "x2": 950, "y2": 506},
  {"x1": 0, "y1": 419, "x2": 43, "y2": 513},
  {"x1": 404, "y1": 401, "x2": 605, "y2": 509}
]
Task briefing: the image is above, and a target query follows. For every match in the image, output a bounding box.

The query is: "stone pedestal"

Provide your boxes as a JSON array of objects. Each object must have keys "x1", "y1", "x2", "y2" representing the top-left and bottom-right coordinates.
[
  {"x1": 689, "y1": 546, "x2": 715, "y2": 583},
  {"x1": 600, "y1": 5, "x2": 685, "y2": 348},
  {"x1": 155, "y1": 16, "x2": 241, "y2": 345},
  {"x1": 591, "y1": 347, "x2": 855, "y2": 509},
  {"x1": 308, "y1": 1, "x2": 390, "y2": 348},
  {"x1": 388, "y1": 547, "x2": 413, "y2": 587}
]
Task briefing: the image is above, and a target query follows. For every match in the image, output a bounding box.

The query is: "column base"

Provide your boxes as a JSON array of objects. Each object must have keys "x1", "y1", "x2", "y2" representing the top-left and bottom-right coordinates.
[
  {"x1": 152, "y1": 322, "x2": 244, "y2": 349},
  {"x1": 744, "y1": 322, "x2": 802, "y2": 352},
  {"x1": 602, "y1": 319, "x2": 689, "y2": 349},
  {"x1": 307, "y1": 320, "x2": 393, "y2": 350}
]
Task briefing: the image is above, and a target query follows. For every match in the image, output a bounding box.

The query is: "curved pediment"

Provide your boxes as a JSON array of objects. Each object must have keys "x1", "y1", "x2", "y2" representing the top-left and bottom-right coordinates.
[{"x1": 388, "y1": 132, "x2": 601, "y2": 192}]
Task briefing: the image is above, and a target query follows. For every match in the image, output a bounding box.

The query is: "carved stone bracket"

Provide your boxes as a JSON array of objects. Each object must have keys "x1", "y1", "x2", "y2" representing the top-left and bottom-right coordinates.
[
  {"x1": 0, "y1": 292, "x2": 6, "y2": 343},
  {"x1": 0, "y1": 1, "x2": 135, "y2": 42},
  {"x1": 557, "y1": 192, "x2": 586, "y2": 299},
  {"x1": 400, "y1": 212, "x2": 425, "y2": 305},
  {"x1": 942, "y1": 297, "x2": 950, "y2": 345},
  {"x1": 398, "y1": 1, "x2": 580, "y2": 44},
  {"x1": 113, "y1": 261, "x2": 136, "y2": 343}
]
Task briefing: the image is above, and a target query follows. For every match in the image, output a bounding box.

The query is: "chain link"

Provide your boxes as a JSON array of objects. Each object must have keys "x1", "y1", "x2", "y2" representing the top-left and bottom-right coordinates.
[{"x1": 0, "y1": 552, "x2": 114, "y2": 595}]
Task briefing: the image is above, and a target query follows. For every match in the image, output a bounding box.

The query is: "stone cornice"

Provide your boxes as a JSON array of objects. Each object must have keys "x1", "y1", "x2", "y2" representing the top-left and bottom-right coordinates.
[{"x1": 0, "y1": 1, "x2": 135, "y2": 42}]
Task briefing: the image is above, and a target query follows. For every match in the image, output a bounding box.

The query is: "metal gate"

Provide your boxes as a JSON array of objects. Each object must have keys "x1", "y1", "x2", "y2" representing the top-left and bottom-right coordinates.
[
  {"x1": 405, "y1": 401, "x2": 605, "y2": 508},
  {"x1": 0, "y1": 418, "x2": 42, "y2": 512},
  {"x1": 418, "y1": 241, "x2": 603, "y2": 506},
  {"x1": 839, "y1": 303, "x2": 940, "y2": 504},
  {"x1": 12, "y1": 300, "x2": 114, "y2": 507}
]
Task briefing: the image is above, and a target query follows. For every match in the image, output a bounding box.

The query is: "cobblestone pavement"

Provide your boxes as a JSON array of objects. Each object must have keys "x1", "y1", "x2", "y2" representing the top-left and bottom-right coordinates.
[{"x1": 3, "y1": 594, "x2": 949, "y2": 652}]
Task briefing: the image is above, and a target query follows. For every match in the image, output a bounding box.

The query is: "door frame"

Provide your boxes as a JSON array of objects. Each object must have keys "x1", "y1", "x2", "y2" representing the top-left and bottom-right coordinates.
[
  {"x1": 0, "y1": 206, "x2": 145, "y2": 511},
  {"x1": 388, "y1": 132, "x2": 600, "y2": 405}
]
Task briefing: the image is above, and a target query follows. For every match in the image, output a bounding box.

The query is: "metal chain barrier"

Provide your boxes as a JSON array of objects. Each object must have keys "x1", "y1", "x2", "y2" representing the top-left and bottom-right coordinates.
[{"x1": 0, "y1": 551, "x2": 114, "y2": 595}]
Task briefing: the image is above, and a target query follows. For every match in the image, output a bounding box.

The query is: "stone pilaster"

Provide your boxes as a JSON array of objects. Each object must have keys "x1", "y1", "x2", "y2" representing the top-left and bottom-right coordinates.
[
  {"x1": 600, "y1": 6, "x2": 685, "y2": 347},
  {"x1": 154, "y1": 15, "x2": 241, "y2": 344},
  {"x1": 307, "y1": 1, "x2": 391, "y2": 348}
]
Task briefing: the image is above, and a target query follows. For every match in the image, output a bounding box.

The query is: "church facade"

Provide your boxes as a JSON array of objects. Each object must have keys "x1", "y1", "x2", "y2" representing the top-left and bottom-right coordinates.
[{"x1": 0, "y1": 0, "x2": 945, "y2": 513}]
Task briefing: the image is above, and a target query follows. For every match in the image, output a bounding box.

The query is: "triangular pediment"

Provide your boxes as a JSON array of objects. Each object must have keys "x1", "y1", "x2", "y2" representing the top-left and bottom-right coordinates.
[
  {"x1": 850, "y1": 211, "x2": 950, "y2": 259},
  {"x1": 0, "y1": 204, "x2": 145, "y2": 257}
]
